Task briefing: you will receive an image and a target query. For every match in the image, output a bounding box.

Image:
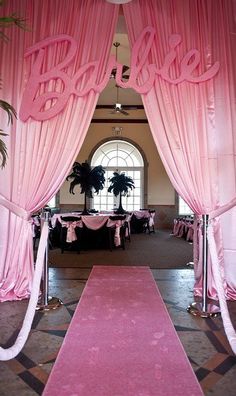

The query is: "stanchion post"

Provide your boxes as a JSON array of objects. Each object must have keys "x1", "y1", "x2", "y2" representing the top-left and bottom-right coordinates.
[
  {"x1": 202, "y1": 214, "x2": 208, "y2": 313},
  {"x1": 36, "y1": 209, "x2": 63, "y2": 311},
  {"x1": 187, "y1": 214, "x2": 220, "y2": 318},
  {"x1": 41, "y1": 211, "x2": 49, "y2": 307}
]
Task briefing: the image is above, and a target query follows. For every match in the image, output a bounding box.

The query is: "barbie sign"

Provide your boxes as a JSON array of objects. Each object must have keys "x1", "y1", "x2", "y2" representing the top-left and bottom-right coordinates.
[{"x1": 19, "y1": 27, "x2": 219, "y2": 122}]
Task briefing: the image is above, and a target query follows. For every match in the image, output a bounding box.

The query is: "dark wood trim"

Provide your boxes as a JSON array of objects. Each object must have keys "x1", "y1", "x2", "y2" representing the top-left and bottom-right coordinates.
[
  {"x1": 91, "y1": 118, "x2": 148, "y2": 123},
  {"x1": 96, "y1": 104, "x2": 144, "y2": 110}
]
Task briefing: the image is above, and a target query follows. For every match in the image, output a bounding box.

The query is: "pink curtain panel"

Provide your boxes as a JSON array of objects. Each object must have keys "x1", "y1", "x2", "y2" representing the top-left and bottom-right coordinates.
[
  {"x1": 123, "y1": 0, "x2": 236, "y2": 300},
  {"x1": 0, "y1": 0, "x2": 119, "y2": 301}
]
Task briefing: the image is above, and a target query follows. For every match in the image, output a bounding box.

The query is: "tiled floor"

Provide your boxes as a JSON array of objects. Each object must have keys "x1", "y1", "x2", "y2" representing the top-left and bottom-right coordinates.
[{"x1": 0, "y1": 267, "x2": 236, "y2": 395}]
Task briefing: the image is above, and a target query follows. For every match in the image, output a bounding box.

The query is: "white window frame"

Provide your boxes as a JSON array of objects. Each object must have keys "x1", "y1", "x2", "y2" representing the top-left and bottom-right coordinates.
[
  {"x1": 91, "y1": 140, "x2": 144, "y2": 212},
  {"x1": 47, "y1": 196, "x2": 56, "y2": 208},
  {"x1": 178, "y1": 196, "x2": 193, "y2": 216}
]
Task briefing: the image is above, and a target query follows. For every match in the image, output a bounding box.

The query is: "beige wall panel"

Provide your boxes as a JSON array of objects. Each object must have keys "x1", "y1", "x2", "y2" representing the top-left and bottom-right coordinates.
[{"x1": 60, "y1": 122, "x2": 175, "y2": 206}]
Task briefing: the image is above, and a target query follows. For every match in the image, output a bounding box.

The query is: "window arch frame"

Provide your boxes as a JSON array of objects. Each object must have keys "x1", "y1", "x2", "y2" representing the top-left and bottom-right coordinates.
[{"x1": 88, "y1": 137, "x2": 148, "y2": 211}]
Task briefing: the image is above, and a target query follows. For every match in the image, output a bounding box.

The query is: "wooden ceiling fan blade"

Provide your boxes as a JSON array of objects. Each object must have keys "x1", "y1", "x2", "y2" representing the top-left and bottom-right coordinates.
[
  {"x1": 95, "y1": 105, "x2": 144, "y2": 110},
  {"x1": 110, "y1": 68, "x2": 116, "y2": 79},
  {"x1": 123, "y1": 105, "x2": 140, "y2": 110},
  {"x1": 110, "y1": 67, "x2": 130, "y2": 80},
  {"x1": 119, "y1": 108, "x2": 129, "y2": 116},
  {"x1": 122, "y1": 65, "x2": 129, "y2": 74}
]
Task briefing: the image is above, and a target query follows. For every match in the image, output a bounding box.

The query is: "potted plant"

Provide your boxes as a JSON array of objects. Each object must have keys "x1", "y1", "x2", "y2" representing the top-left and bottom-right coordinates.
[
  {"x1": 108, "y1": 171, "x2": 135, "y2": 214},
  {"x1": 0, "y1": 5, "x2": 26, "y2": 168},
  {"x1": 67, "y1": 161, "x2": 105, "y2": 215},
  {"x1": 0, "y1": 100, "x2": 16, "y2": 168}
]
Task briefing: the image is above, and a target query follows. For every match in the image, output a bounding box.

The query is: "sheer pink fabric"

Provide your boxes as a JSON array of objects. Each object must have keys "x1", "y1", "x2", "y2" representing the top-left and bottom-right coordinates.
[
  {"x1": 0, "y1": 0, "x2": 119, "y2": 301},
  {"x1": 123, "y1": 0, "x2": 236, "y2": 299}
]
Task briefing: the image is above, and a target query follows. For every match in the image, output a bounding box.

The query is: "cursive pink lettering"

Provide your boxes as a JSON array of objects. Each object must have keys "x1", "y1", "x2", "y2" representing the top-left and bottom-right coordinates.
[
  {"x1": 19, "y1": 27, "x2": 220, "y2": 122},
  {"x1": 157, "y1": 34, "x2": 220, "y2": 83},
  {"x1": 115, "y1": 27, "x2": 157, "y2": 93}
]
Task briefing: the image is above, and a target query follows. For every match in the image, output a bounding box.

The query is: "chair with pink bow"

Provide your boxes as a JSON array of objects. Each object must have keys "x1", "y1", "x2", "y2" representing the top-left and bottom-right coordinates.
[
  {"x1": 148, "y1": 209, "x2": 156, "y2": 234},
  {"x1": 108, "y1": 215, "x2": 127, "y2": 251},
  {"x1": 60, "y1": 216, "x2": 82, "y2": 254}
]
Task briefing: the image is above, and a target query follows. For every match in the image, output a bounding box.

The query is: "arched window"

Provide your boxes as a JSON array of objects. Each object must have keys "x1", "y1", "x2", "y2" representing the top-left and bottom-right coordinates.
[{"x1": 91, "y1": 140, "x2": 144, "y2": 211}]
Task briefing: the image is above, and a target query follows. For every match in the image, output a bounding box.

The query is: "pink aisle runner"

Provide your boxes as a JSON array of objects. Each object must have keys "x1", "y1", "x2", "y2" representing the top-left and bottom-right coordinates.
[{"x1": 43, "y1": 266, "x2": 203, "y2": 396}]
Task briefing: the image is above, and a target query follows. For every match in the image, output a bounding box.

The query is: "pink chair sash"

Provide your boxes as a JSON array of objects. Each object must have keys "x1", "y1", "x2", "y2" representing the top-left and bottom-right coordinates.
[{"x1": 61, "y1": 220, "x2": 82, "y2": 243}]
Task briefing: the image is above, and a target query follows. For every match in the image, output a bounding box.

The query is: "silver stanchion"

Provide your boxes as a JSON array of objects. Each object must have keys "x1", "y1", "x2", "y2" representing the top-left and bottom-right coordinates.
[
  {"x1": 187, "y1": 214, "x2": 220, "y2": 318},
  {"x1": 36, "y1": 210, "x2": 63, "y2": 311}
]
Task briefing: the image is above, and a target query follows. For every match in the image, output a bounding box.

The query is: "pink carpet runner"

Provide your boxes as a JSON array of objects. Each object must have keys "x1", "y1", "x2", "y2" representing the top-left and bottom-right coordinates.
[{"x1": 43, "y1": 266, "x2": 203, "y2": 396}]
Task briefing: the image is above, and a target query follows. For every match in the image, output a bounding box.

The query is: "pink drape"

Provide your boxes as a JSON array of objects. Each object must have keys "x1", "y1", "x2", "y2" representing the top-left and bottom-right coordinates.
[
  {"x1": 123, "y1": 0, "x2": 236, "y2": 299},
  {"x1": 0, "y1": 0, "x2": 119, "y2": 301}
]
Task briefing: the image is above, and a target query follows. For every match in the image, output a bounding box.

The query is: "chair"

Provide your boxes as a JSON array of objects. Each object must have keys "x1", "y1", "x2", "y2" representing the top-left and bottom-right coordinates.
[
  {"x1": 142, "y1": 218, "x2": 150, "y2": 234},
  {"x1": 109, "y1": 215, "x2": 126, "y2": 221},
  {"x1": 108, "y1": 215, "x2": 126, "y2": 251},
  {"x1": 32, "y1": 214, "x2": 55, "y2": 251},
  {"x1": 123, "y1": 213, "x2": 132, "y2": 242},
  {"x1": 130, "y1": 213, "x2": 149, "y2": 234},
  {"x1": 139, "y1": 209, "x2": 155, "y2": 234},
  {"x1": 61, "y1": 216, "x2": 81, "y2": 222},
  {"x1": 89, "y1": 209, "x2": 99, "y2": 214},
  {"x1": 80, "y1": 220, "x2": 109, "y2": 251},
  {"x1": 148, "y1": 209, "x2": 156, "y2": 234},
  {"x1": 32, "y1": 215, "x2": 41, "y2": 250},
  {"x1": 60, "y1": 216, "x2": 82, "y2": 254},
  {"x1": 124, "y1": 219, "x2": 131, "y2": 242}
]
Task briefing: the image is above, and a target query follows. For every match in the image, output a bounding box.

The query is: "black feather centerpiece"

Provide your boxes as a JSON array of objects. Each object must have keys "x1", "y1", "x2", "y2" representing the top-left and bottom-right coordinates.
[
  {"x1": 108, "y1": 171, "x2": 135, "y2": 214},
  {"x1": 67, "y1": 162, "x2": 105, "y2": 215}
]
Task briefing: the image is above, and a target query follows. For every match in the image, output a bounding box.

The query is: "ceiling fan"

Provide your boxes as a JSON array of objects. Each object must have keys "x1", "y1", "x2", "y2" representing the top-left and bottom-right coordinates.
[
  {"x1": 110, "y1": 42, "x2": 130, "y2": 81},
  {"x1": 110, "y1": 41, "x2": 131, "y2": 115},
  {"x1": 110, "y1": 85, "x2": 129, "y2": 116},
  {"x1": 96, "y1": 41, "x2": 144, "y2": 114}
]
